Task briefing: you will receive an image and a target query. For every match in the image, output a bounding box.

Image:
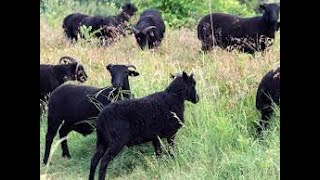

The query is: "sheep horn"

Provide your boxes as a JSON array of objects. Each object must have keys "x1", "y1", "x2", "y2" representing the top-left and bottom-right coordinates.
[
  {"x1": 59, "y1": 56, "x2": 78, "y2": 65},
  {"x1": 142, "y1": 26, "x2": 156, "y2": 34},
  {"x1": 75, "y1": 63, "x2": 81, "y2": 78},
  {"x1": 126, "y1": 64, "x2": 136, "y2": 70},
  {"x1": 127, "y1": 27, "x2": 139, "y2": 34}
]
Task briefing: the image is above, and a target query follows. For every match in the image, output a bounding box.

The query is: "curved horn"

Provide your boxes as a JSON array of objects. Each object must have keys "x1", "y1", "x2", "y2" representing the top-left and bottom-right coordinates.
[
  {"x1": 127, "y1": 26, "x2": 139, "y2": 34},
  {"x1": 59, "y1": 56, "x2": 78, "y2": 65},
  {"x1": 142, "y1": 26, "x2": 156, "y2": 34},
  {"x1": 75, "y1": 63, "x2": 81, "y2": 77},
  {"x1": 126, "y1": 64, "x2": 136, "y2": 70}
]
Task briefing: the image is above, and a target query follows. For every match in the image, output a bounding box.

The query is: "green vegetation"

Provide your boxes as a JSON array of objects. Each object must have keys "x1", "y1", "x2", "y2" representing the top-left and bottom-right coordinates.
[{"x1": 40, "y1": 0, "x2": 280, "y2": 179}]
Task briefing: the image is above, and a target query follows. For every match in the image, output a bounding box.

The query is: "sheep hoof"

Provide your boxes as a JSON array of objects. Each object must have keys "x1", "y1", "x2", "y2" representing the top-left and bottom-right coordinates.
[
  {"x1": 153, "y1": 152, "x2": 162, "y2": 159},
  {"x1": 62, "y1": 154, "x2": 71, "y2": 159},
  {"x1": 169, "y1": 153, "x2": 175, "y2": 160},
  {"x1": 155, "y1": 153, "x2": 162, "y2": 158}
]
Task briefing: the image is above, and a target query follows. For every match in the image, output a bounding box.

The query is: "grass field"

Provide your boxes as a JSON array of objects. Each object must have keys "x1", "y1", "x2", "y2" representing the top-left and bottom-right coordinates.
[{"x1": 40, "y1": 16, "x2": 280, "y2": 180}]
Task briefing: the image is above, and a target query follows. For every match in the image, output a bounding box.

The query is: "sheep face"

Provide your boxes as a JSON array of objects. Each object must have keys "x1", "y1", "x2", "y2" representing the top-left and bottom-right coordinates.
[
  {"x1": 276, "y1": 22, "x2": 280, "y2": 31},
  {"x1": 273, "y1": 67, "x2": 280, "y2": 80},
  {"x1": 75, "y1": 64, "x2": 88, "y2": 82},
  {"x1": 183, "y1": 72, "x2": 199, "y2": 104},
  {"x1": 61, "y1": 63, "x2": 86, "y2": 83},
  {"x1": 106, "y1": 64, "x2": 139, "y2": 89},
  {"x1": 59, "y1": 56, "x2": 88, "y2": 83},
  {"x1": 132, "y1": 26, "x2": 157, "y2": 49},
  {"x1": 260, "y1": 3, "x2": 280, "y2": 25},
  {"x1": 171, "y1": 71, "x2": 200, "y2": 104},
  {"x1": 121, "y1": 3, "x2": 138, "y2": 16}
]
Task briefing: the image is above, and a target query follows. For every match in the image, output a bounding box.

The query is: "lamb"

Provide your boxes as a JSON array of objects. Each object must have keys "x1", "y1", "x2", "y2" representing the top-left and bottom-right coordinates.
[
  {"x1": 197, "y1": 3, "x2": 280, "y2": 55},
  {"x1": 42, "y1": 64, "x2": 139, "y2": 165},
  {"x1": 128, "y1": 9, "x2": 165, "y2": 49},
  {"x1": 88, "y1": 71, "x2": 199, "y2": 180},
  {"x1": 255, "y1": 67, "x2": 280, "y2": 136},
  {"x1": 40, "y1": 56, "x2": 88, "y2": 113},
  {"x1": 62, "y1": 3, "x2": 137, "y2": 45}
]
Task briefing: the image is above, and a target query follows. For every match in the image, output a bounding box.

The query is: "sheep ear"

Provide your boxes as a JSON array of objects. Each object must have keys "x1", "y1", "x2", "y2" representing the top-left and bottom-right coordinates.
[
  {"x1": 106, "y1": 64, "x2": 114, "y2": 71},
  {"x1": 170, "y1": 73, "x2": 175, "y2": 79},
  {"x1": 259, "y1": 4, "x2": 266, "y2": 10},
  {"x1": 276, "y1": 22, "x2": 280, "y2": 31},
  {"x1": 182, "y1": 71, "x2": 188, "y2": 79},
  {"x1": 129, "y1": 70, "x2": 140, "y2": 77}
]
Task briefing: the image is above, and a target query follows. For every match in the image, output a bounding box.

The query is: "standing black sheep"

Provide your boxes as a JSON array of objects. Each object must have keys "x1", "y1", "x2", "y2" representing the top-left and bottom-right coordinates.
[
  {"x1": 62, "y1": 3, "x2": 138, "y2": 45},
  {"x1": 42, "y1": 64, "x2": 139, "y2": 165},
  {"x1": 255, "y1": 67, "x2": 280, "y2": 136},
  {"x1": 40, "y1": 56, "x2": 88, "y2": 113},
  {"x1": 197, "y1": 3, "x2": 280, "y2": 55},
  {"x1": 129, "y1": 9, "x2": 165, "y2": 49},
  {"x1": 88, "y1": 71, "x2": 199, "y2": 180},
  {"x1": 62, "y1": 13, "x2": 89, "y2": 41}
]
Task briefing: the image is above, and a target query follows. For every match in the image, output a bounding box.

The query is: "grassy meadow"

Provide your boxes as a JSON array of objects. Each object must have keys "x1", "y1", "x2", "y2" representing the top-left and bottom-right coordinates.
[{"x1": 40, "y1": 6, "x2": 280, "y2": 179}]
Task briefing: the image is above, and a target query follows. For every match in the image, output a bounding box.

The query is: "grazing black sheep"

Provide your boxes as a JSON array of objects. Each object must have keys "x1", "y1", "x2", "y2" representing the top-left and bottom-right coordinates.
[
  {"x1": 62, "y1": 3, "x2": 137, "y2": 45},
  {"x1": 40, "y1": 56, "x2": 88, "y2": 114},
  {"x1": 128, "y1": 9, "x2": 165, "y2": 49},
  {"x1": 62, "y1": 13, "x2": 89, "y2": 41},
  {"x1": 255, "y1": 67, "x2": 280, "y2": 136},
  {"x1": 197, "y1": 3, "x2": 280, "y2": 55},
  {"x1": 88, "y1": 71, "x2": 199, "y2": 180},
  {"x1": 42, "y1": 64, "x2": 139, "y2": 165}
]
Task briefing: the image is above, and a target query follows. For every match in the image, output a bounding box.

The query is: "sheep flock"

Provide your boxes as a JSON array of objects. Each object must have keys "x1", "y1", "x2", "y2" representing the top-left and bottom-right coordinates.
[{"x1": 40, "y1": 2, "x2": 280, "y2": 180}]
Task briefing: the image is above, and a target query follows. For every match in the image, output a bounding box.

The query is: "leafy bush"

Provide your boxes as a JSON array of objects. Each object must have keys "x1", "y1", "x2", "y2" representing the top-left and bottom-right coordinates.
[
  {"x1": 132, "y1": 0, "x2": 256, "y2": 28},
  {"x1": 40, "y1": 0, "x2": 258, "y2": 29},
  {"x1": 40, "y1": 0, "x2": 118, "y2": 27},
  {"x1": 238, "y1": 0, "x2": 260, "y2": 12}
]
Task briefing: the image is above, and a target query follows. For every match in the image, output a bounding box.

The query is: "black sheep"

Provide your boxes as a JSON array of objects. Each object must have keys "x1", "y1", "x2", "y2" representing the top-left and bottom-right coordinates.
[
  {"x1": 40, "y1": 56, "x2": 88, "y2": 113},
  {"x1": 129, "y1": 9, "x2": 165, "y2": 49},
  {"x1": 62, "y1": 13, "x2": 89, "y2": 41},
  {"x1": 197, "y1": 3, "x2": 280, "y2": 54},
  {"x1": 255, "y1": 67, "x2": 280, "y2": 135},
  {"x1": 62, "y1": 3, "x2": 137, "y2": 45},
  {"x1": 88, "y1": 71, "x2": 199, "y2": 180},
  {"x1": 42, "y1": 64, "x2": 139, "y2": 165}
]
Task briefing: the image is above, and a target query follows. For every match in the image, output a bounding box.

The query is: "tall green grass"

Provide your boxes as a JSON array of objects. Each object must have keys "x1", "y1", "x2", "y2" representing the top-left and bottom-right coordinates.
[{"x1": 40, "y1": 6, "x2": 280, "y2": 178}]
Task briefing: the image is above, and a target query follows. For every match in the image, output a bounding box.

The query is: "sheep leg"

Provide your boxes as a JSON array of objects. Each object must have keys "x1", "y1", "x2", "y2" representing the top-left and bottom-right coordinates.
[
  {"x1": 245, "y1": 48, "x2": 256, "y2": 56},
  {"x1": 59, "y1": 124, "x2": 72, "y2": 158},
  {"x1": 261, "y1": 50, "x2": 267, "y2": 57},
  {"x1": 256, "y1": 108, "x2": 273, "y2": 136},
  {"x1": 43, "y1": 117, "x2": 61, "y2": 165},
  {"x1": 201, "y1": 41, "x2": 212, "y2": 52},
  {"x1": 89, "y1": 140, "x2": 107, "y2": 180},
  {"x1": 98, "y1": 142, "x2": 126, "y2": 180},
  {"x1": 40, "y1": 100, "x2": 46, "y2": 115},
  {"x1": 167, "y1": 136, "x2": 175, "y2": 158},
  {"x1": 152, "y1": 139, "x2": 162, "y2": 157}
]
